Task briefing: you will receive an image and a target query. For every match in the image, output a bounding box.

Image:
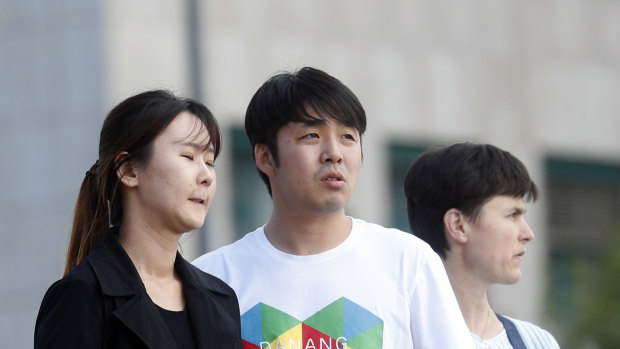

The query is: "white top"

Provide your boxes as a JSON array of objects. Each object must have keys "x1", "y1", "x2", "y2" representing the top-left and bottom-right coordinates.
[
  {"x1": 193, "y1": 218, "x2": 474, "y2": 348},
  {"x1": 471, "y1": 316, "x2": 560, "y2": 349}
]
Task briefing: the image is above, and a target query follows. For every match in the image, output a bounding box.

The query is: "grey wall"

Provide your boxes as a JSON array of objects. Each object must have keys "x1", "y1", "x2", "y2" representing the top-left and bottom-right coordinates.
[
  {"x1": 3, "y1": 1, "x2": 620, "y2": 347},
  {"x1": 0, "y1": 1, "x2": 104, "y2": 347}
]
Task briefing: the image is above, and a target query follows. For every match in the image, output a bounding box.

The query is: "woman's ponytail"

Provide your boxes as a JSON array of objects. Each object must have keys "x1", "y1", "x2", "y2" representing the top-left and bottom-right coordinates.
[{"x1": 63, "y1": 160, "x2": 109, "y2": 275}]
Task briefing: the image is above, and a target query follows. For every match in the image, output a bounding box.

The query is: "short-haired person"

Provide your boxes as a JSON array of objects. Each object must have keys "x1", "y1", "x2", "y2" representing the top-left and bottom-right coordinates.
[
  {"x1": 35, "y1": 90, "x2": 243, "y2": 348},
  {"x1": 404, "y1": 142, "x2": 560, "y2": 348},
  {"x1": 193, "y1": 67, "x2": 473, "y2": 348}
]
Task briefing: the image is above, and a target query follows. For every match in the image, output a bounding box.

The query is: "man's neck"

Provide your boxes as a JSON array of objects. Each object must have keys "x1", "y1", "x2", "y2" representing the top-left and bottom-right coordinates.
[{"x1": 264, "y1": 210, "x2": 352, "y2": 255}]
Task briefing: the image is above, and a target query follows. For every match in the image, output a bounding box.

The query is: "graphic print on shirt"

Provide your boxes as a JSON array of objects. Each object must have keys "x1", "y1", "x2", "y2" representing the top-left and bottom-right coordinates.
[{"x1": 240, "y1": 297, "x2": 383, "y2": 349}]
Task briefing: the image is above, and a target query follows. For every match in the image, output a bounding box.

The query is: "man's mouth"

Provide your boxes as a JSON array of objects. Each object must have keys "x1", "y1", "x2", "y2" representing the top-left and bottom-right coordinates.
[{"x1": 322, "y1": 172, "x2": 344, "y2": 182}]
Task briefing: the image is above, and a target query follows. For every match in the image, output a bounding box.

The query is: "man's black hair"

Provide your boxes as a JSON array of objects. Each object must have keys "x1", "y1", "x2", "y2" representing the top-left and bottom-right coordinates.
[{"x1": 245, "y1": 67, "x2": 367, "y2": 195}]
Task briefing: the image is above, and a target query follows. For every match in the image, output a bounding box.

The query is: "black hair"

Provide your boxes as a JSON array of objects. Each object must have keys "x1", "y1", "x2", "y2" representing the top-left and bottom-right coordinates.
[
  {"x1": 245, "y1": 67, "x2": 367, "y2": 195},
  {"x1": 403, "y1": 142, "x2": 538, "y2": 259}
]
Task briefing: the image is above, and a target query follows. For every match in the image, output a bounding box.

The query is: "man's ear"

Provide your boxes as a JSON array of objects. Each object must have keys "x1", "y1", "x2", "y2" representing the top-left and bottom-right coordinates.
[
  {"x1": 254, "y1": 144, "x2": 276, "y2": 177},
  {"x1": 443, "y1": 208, "x2": 469, "y2": 244},
  {"x1": 115, "y1": 152, "x2": 139, "y2": 188}
]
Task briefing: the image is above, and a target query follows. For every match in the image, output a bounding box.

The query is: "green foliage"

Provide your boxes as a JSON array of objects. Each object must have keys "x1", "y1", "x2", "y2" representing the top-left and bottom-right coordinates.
[{"x1": 566, "y1": 230, "x2": 620, "y2": 348}]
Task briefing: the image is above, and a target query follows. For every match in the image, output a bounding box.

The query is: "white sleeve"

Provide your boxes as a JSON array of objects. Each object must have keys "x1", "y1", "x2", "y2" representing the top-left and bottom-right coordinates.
[{"x1": 410, "y1": 249, "x2": 475, "y2": 348}]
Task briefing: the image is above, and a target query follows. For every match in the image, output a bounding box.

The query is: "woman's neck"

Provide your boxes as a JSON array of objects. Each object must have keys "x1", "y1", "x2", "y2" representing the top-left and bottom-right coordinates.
[
  {"x1": 444, "y1": 255, "x2": 495, "y2": 337},
  {"x1": 117, "y1": 223, "x2": 185, "y2": 311},
  {"x1": 117, "y1": 223, "x2": 180, "y2": 278}
]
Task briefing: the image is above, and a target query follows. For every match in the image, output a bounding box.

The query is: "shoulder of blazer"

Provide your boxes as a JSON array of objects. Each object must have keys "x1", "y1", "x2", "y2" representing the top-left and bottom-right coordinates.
[
  {"x1": 35, "y1": 247, "x2": 106, "y2": 348},
  {"x1": 176, "y1": 256, "x2": 243, "y2": 348},
  {"x1": 87, "y1": 230, "x2": 145, "y2": 297},
  {"x1": 175, "y1": 255, "x2": 238, "y2": 297}
]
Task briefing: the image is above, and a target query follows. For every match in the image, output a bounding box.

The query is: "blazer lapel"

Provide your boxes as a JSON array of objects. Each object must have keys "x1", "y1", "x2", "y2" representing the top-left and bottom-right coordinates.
[
  {"x1": 112, "y1": 292, "x2": 178, "y2": 349},
  {"x1": 89, "y1": 230, "x2": 178, "y2": 349},
  {"x1": 185, "y1": 284, "x2": 213, "y2": 348},
  {"x1": 176, "y1": 256, "x2": 240, "y2": 348}
]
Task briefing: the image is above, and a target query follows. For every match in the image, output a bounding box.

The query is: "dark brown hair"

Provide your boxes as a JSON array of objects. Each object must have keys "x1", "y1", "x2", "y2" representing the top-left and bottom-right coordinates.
[
  {"x1": 63, "y1": 90, "x2": 221, "y2": 275},
  {"x1": 404, "y1": 142, "x2": 538, "y2": 259}
]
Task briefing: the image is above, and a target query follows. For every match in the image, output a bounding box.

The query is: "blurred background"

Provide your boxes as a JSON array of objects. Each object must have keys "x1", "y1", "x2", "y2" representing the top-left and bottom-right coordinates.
[{"x1": 1, "y1": 0, "x2": 619, "y2": 347}]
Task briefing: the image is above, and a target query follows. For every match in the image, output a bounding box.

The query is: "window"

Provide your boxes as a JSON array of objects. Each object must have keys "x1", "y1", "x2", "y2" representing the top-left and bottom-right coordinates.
[
  {"x1": 546, "y1": 158, "x2": 620, "y2": 256},
  {"x1": 545, "y1": 157, "x2": 620, "y2": 342},
  {"x1": 230, "y1": 128, "x2": 272, "y2": 239},
  {"x1": 388, "y1": 142, "x2": 428, "y2": 232}
]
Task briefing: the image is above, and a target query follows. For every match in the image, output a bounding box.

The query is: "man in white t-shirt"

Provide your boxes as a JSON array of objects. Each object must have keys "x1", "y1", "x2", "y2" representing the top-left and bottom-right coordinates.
[{"x1": 193, "y1": 67, "x2": 474, "y2": 348}]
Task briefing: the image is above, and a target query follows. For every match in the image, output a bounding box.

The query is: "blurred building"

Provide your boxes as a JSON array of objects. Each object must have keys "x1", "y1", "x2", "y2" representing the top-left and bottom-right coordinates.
[{"x1": 1, "y1": 0, "x2": 619, "y2": 347}]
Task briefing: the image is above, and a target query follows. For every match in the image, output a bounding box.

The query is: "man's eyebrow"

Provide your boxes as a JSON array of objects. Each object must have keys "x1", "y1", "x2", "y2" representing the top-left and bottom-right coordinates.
[
  {"x1": 513, "y1": 207, "x2": 526, "y2": 215},
  {"x1": 300, "y1": 118, "x2": 327, "y2": 127}
]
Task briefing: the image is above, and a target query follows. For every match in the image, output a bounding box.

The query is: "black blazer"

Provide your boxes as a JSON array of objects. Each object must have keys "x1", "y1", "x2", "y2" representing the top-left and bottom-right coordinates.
[{"x1": 35, "y1": 230, "x2": 243, "y2": 348}]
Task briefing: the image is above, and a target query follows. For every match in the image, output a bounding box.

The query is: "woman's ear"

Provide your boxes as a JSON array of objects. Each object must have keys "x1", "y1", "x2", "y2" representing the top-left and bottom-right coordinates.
[
  {"x1": 254, "y1": 144, "x2": 276, "y2": 177},
  {"x1": 115, "y1": 152, "x2": 138, "y2": 188},
  {"x1": 444, "y1": 208, "x2": 469, "y2": 244}
]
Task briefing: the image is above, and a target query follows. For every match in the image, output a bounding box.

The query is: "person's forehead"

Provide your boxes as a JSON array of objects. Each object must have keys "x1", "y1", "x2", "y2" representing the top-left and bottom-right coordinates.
[
  {"x1": 292, "y1": 114, "x2": 355, "y2": 128},
  {"x1": 162, "y1": 112, "x2": 211, "y2": 144},
  {"x1": 483, "y1": 195, "x2": 526, "y2": 210}
]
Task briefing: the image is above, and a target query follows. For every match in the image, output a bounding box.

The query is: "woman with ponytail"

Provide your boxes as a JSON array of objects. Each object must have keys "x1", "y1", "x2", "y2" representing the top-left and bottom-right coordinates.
[{"x1": 35, "y1": 90, "x2": 243, "y2": 348}]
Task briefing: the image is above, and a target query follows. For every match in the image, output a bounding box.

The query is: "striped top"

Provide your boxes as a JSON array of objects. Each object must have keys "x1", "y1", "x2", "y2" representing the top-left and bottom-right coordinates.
[{"x1": 471, "y1": 316, "x2": 560, "y2": 349}]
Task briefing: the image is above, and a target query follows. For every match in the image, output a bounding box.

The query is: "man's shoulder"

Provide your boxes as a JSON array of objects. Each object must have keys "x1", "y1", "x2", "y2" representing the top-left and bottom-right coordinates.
[
  {"x1": 180, "y1": 257, "x2": 236, "y2": 295},
  {"x1": 353, "y1": 218, "x2": 433, "y2": 251},
  {"x1": 192, "y1": 228, "x2": 263, "y2": 269}
]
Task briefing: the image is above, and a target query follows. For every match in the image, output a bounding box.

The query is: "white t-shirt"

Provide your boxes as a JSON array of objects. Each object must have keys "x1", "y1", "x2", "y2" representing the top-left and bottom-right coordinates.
[{"x1": 193, "y1": 218, "x2": 474, "y2": 348}]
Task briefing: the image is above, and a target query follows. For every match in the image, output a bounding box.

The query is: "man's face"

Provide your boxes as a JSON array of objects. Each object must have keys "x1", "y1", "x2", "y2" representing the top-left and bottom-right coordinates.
[
  {"x1": 266, "y1": 114, "x2": 362, "y2": 215},
  {"x1": 462, "y1": 195, "x2": 535, "y2": 285}
]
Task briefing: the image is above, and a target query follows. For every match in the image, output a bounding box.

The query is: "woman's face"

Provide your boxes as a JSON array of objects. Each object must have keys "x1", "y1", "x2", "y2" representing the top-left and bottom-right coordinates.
[{"x1": 129, "y1": 111, "x2": 217, "y2": 235}]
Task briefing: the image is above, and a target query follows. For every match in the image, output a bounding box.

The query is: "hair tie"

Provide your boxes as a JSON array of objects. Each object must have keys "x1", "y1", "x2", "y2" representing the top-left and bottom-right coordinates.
[{"x1": 85, "y1": 160, "x2": 100, "y2": 177}]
